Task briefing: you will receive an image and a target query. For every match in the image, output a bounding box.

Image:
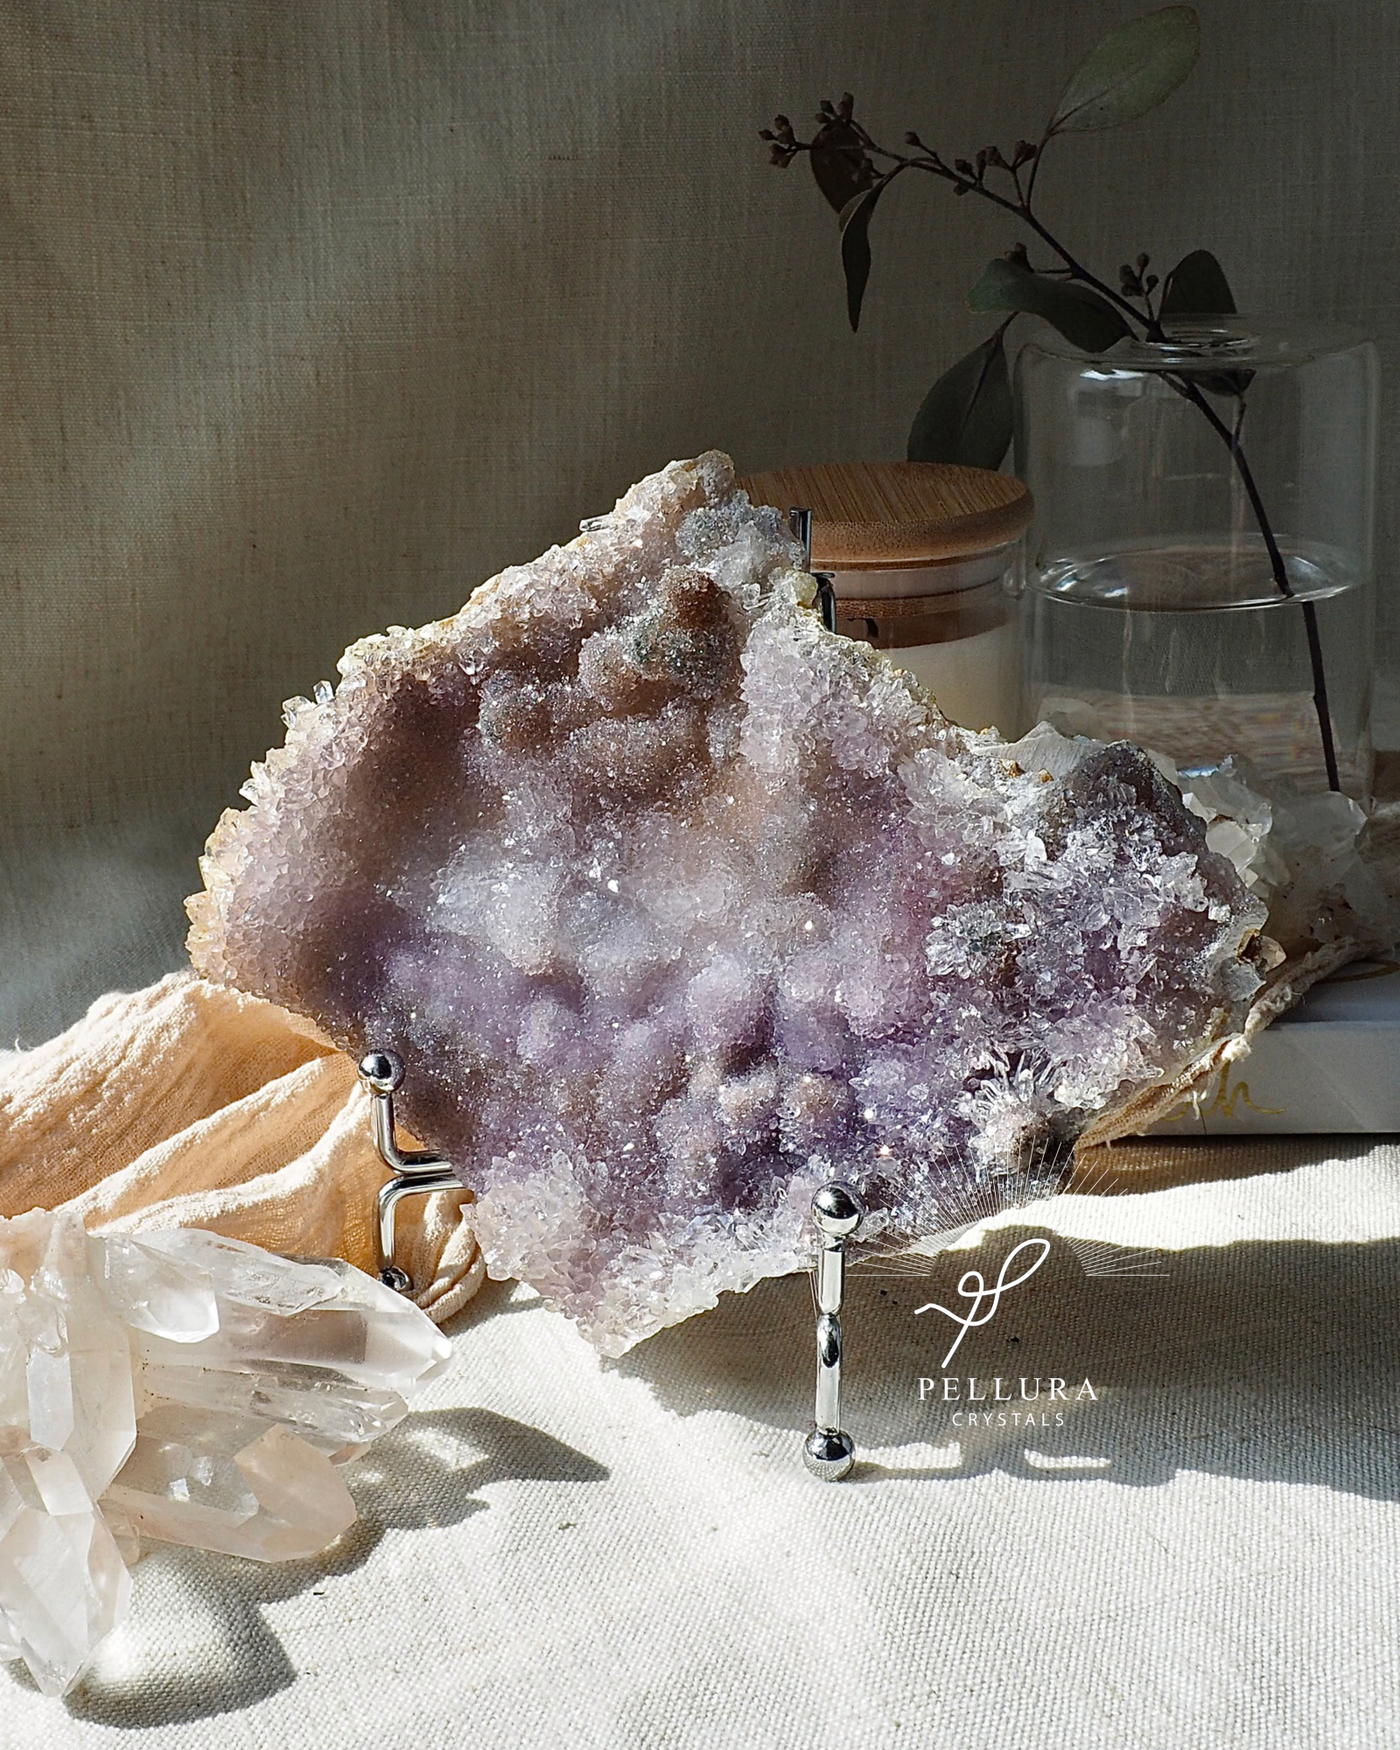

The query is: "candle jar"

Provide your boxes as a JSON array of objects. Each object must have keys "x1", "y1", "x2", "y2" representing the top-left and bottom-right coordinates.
[
  {"x1": 739, "y1": 461, "x2": 1033, "y2": 736},
  {"x1": 1015, "y1": 319, "x2": 1379, "y2": 802}
]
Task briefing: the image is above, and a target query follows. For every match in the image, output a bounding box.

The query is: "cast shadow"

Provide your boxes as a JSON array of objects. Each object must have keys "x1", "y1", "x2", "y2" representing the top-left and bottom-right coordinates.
[
  {"x1": 48, "y1": 1406, "x2": 606, "y2": 1730},
  {"x1": 615, "y1": 1227, "x2": 1400, "y2": 1501},
  {"x1": 1068, "y1": 1132, "x2": 1377, "y2": 1193},
  {"x1": 444, "y1": 1272, "x2": 545, "y2": 1329}
]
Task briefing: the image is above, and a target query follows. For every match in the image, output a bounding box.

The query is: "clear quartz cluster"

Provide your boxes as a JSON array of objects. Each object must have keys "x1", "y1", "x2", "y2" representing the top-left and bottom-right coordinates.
[
  {"x1": 188, "y1": 452, "x2": 1268, "y2": 1356},
  {"x1": 0, "y1": 1210, "x2": 450, "y2": 1696}
]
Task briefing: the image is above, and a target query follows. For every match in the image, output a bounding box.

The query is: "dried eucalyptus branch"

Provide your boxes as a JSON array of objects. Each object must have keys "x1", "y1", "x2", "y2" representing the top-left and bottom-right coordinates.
[{"x1": 760, "y1": 5, "x2": 1342, "y2": 792}]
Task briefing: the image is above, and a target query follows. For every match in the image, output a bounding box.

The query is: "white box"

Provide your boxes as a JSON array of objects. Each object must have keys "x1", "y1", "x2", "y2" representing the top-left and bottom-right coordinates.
[{"x1": 1150, "y1": 951, "x2": 1400, "y2": 1135}]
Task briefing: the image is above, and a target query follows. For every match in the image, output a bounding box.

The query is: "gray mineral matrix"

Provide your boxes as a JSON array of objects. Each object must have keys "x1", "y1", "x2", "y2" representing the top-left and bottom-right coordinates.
[{"x1": 189, "y1": 451, "x2": 1268, "y2": 1355}]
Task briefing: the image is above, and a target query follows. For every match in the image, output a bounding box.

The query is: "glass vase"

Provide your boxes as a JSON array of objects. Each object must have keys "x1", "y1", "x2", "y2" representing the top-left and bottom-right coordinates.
[{"x1": 1015, "y1": 319, "x2": 1379, "y2": 803}]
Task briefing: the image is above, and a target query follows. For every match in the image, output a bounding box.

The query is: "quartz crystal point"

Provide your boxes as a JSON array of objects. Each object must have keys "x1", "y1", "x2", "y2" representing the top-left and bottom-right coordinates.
[
  {"x1": 187, "y1": 452, "x2": 1268, "y2": 1356},
  {"x1": 0, "y1": 1212, "x2": 450, "y2": 1695}
]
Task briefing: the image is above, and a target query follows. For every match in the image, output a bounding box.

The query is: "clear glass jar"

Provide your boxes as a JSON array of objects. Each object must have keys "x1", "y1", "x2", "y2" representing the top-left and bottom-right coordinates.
[
  {"x1": 1015, "y1": 319, "x2": 1379, "y2": 801},
  {"x1": 830, "y1": 544, "x2": 1021, "y2": 736}
]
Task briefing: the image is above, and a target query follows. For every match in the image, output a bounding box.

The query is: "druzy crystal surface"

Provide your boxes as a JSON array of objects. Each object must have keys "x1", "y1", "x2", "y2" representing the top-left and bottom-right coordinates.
[
  {"x1": 188, "y1": 453, "x2": 1267, "y2": 1356},
  {"x1": 0, "y1": 1211, "x2": 450, "y2": 1695}
]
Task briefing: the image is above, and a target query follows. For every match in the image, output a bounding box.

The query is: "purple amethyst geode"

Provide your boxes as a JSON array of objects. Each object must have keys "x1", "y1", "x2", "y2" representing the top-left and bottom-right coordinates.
[{"x1": 188, "y1": 453, "x2": 1268, "y2": 1354}]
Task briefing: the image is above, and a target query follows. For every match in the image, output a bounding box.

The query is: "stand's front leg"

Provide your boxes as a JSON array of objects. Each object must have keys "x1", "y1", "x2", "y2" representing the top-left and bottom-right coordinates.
[{"x1": 803, "y1": 1181, "x2": 865, "y2": 1480}]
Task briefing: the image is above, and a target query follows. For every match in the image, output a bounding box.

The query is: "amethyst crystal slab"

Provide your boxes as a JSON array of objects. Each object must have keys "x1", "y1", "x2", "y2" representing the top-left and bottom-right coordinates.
[{"x1": 188, "y1": 453, "x2": 1267, "y2": 1355}]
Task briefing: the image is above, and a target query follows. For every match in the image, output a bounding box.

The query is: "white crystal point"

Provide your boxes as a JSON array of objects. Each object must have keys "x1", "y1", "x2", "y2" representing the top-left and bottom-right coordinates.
[
  {"x1": 245, "y1": 1254, "x2": 454, "y2": 1393},
  {"x1": 92, "y1": 1232, "x2": 220, "y2": 1343},
  {"x1": 29, "y1": 1216, "x2": 136, "y2": 1501},
  {"x1": 120, "y1": 1237, "x2": 449, "y2": 1520},
  {"x1": 0, "y1": 1444, "x2": 131, "y2": 1697},
  {"x1": 130, "y1": 1239, "x2": 452, "y2": 1403},
  {"x1": 186, "y1": 451, "x2": 1270, "y2": 1354},
  {"x1": 103, "y1": 1409, "x2": 357, "y2": 1563},
  {"x1": 136, "y1": 1362, "x2": 409, "y2": 1456},
  {"x1": 127, "y1": 1228, "x2": 343, "y2": 1317},
  {"x1": 0, "y1": 1211, "x2": 451, "y2": 1693}
]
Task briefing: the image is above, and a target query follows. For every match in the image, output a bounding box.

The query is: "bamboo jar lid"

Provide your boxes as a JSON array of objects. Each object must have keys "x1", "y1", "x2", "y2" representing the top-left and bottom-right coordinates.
[{"x1": 738, "y1": 461, "x2": 1033, "y2": 570}]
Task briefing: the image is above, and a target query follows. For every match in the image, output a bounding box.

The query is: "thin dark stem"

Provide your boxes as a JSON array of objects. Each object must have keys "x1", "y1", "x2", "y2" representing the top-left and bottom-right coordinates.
[
  {"x1": 1299, "y1": 604, "x2": 1341, "y2": 791},
  {"x1": 855, "y1": 135, "x2": 1153, "y2": 330},
  {"x1": 1022, "y1": 131, "x2": 1049, "y2": 206},
  {"x1": 1167, "y1": 375, "x2": 1342, "y2": 789},
  {"x1": 1008, "y1": 203, "x2": 1151, "y2": 327}
]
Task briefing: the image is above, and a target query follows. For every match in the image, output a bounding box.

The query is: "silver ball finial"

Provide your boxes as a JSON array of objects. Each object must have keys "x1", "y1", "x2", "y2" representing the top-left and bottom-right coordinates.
[
  {"x1": 802, "y1": 1427, "x2": 856, "y2": 1481},
  {"x1": 358, "y1": 1050, "x2": 404, "y2": 1094},
  {"x1": 812, "y1": 1181, "x2": 865, "y2": 1239}
]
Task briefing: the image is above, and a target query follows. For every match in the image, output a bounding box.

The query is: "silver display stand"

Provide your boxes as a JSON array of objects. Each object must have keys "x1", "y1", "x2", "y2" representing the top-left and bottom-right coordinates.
[{"x1": 357, "y1": 1050, "x2": 866, "y2": 1481}]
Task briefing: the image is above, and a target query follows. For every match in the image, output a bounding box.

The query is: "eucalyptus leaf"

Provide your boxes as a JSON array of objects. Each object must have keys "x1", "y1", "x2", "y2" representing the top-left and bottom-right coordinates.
[
  {"x1": 809, "y1": 118, "x2": 878, "y2": 215},
  {"x1": 1049, "y1": 6, "x2": 1199, "y2": 135},
  {"x1": 1158, "y1": 249, "x2": 1250, "y2": 394},
  {"x1": 968, "y1": 257, "x2": 1129, "y2": 352},
  {"x1": 840, "y1": 181, "x2": 887, "y2": 331},
  {"x1": 907, "y1": 331, "x2": 1013, "y2": 468},
  {"x1": 1159, "y1": 248, "x2": 1236, "y2": 315}
]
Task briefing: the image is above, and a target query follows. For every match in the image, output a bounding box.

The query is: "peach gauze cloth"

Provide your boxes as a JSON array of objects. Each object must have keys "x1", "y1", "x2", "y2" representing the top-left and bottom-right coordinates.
[{"x1": 0, "y1": 972, "x2": 483, "y2": 1322}]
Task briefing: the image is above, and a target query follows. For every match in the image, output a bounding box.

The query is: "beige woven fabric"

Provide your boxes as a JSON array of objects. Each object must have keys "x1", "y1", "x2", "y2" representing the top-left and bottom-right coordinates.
[{"x1": 0, "y1": 972, "x2": 484, "y2": 1322}]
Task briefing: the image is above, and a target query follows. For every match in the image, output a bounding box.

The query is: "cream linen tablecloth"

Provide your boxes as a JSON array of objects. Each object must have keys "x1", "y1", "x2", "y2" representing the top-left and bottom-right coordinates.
[
  {"x1": 0, "y1": 972, "x2": 484, "y2": 1322},
  {"x1": 0, "y1": 1129, "x2": 1393, "y2": 1748}
]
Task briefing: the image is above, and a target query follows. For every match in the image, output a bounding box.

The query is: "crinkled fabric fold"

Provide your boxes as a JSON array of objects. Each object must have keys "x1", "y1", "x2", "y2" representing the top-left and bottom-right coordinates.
[{"x1": 0, "y1": 972, "x2": 483, "y2": 1323}]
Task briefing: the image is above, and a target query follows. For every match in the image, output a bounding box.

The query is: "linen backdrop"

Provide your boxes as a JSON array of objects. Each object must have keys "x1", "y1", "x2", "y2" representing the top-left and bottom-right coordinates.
[{"x1": 3, "y1": 0, "x2": 1398, "y2": 1044}]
